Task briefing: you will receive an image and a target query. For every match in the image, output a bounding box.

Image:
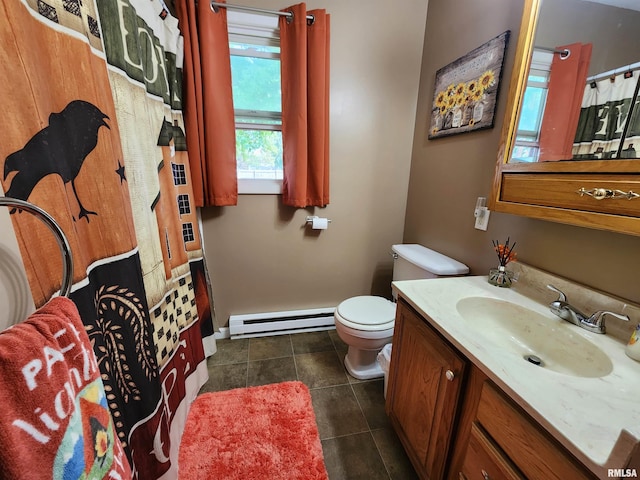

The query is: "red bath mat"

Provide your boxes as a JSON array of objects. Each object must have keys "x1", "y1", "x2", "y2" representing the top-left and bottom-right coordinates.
[{"x1": 178, "y1": 381, "x2": 328, "y2": 479}]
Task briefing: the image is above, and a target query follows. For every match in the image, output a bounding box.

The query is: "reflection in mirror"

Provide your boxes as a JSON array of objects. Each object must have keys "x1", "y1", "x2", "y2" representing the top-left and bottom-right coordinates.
[{"x1": 510, "y1": 0, "x2": 640, "y2": 163}]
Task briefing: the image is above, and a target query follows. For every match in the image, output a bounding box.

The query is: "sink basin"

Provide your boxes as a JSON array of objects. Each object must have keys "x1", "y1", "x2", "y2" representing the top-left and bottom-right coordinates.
[{"x1": 456, "y1": 297, "x2": 613, "y2": 378}]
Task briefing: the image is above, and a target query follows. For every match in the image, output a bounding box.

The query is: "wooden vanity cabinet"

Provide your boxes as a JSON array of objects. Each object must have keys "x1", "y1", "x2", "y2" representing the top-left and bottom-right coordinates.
[
  {"x1": 477, "y1": 382, "x2": 596, "y2": 480},
  {"x1": 387, "y1": 298, "x2": 599, "y2": 480},
  {"x1": 386, "y1": 298, "x2": 467, "y2": 480}
]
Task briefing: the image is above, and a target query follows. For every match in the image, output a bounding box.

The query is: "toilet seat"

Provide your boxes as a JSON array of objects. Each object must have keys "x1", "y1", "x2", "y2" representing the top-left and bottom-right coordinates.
[{"x1": 335, "y1": 296, "x2": 396, "y2": 331}]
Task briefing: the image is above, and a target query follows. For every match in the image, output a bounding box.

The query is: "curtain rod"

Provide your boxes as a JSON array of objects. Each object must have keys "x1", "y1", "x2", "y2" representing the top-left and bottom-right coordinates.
[
  {"x1": 536, "y1": 46, "x2": 570, "y2": 58},
  {"x1": 209, "y1": 1, "x2": 315, "y2": 22},
  {"x1": 587, "y1": 61, "x2": 640, "y2": 83}
]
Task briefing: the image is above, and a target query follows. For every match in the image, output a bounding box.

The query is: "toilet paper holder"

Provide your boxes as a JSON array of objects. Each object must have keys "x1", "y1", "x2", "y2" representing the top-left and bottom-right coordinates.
[{"x1": 305, "y1": 215, "x2": 331, "y2": 225}]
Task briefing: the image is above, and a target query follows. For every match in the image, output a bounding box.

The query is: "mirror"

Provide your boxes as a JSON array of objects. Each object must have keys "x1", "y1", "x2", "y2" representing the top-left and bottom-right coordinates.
[
  {"x1": 509, "y1": 0, "x2": 640, "y2": 164},
  {"x1": 490, "y1": 0, "x2": 640, "y2": 236}
]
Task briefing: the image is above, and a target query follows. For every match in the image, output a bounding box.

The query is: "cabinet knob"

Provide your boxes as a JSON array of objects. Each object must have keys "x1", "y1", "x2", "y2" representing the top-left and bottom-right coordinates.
[
  {"x1": 445, "y1": 369, "x2": 455, "y2": 381},
  {"x1": 481, "y1": 469, "x2": 490, "y2": 480}
]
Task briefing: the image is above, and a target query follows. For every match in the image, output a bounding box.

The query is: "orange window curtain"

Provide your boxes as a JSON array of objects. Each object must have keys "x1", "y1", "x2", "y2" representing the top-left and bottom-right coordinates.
[
  {"x1": 176, "y1": 0, "x2": 237, "y2": 206},
  {"x1": 279, "y1": 3, "x2": 330, "y2": 207},
  {"x1": 538, "y1": 43, "x2": 592, "y2": 161}
]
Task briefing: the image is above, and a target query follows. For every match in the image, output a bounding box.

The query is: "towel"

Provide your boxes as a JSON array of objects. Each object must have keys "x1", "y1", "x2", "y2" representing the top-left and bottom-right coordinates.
[{"x1": 0, "y1": 297, "x2": 132, "y2": 480}]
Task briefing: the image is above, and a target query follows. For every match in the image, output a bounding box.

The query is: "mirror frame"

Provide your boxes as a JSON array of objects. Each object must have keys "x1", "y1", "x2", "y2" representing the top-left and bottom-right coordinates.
[{"x1": 489, "y1": 0, "x2": 640, "y2": 236}]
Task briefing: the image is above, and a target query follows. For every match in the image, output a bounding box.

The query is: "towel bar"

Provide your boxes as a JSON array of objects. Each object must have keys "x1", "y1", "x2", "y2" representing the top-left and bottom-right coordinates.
[{"x1": 0, "y1": 197, "x2": 73, "y2": 297}]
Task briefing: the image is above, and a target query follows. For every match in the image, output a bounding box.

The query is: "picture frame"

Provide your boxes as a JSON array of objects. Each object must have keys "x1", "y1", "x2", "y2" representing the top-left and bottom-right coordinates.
[{"x1": 429, "y1": 31, "x2": 510, "y2": 139}]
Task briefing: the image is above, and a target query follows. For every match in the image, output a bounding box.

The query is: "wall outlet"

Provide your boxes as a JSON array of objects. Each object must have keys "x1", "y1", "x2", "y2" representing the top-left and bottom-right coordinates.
[{"x1": 474, "y1": 207, "x2": 490, "y2": 231}]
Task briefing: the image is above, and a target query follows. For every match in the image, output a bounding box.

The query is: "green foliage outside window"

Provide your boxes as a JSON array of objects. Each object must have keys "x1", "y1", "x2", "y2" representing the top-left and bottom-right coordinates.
[{"x1": 236, "y1": 130, "x2": 283, "y2": 173}]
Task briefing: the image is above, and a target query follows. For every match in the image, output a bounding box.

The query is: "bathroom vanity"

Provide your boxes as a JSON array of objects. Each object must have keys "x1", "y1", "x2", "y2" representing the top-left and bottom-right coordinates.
[{"x1": 386, "y1": 265, "x2": 640, "y2": 480}]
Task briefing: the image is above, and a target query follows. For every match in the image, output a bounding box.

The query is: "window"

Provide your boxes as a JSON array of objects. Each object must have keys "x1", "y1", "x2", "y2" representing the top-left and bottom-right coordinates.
[
  {"x1": 228, "y1": 12, "x2": 283, "y2": 194},
  {"x1": 172, "y1": 163, "x2": 187, "y2": 185},
  {"x1": 165, "y1": 229, "x2": 171, "y2": 259},
  {"x1": 177, "y1": 194, "x2": 191, "y2": 216},
  {"x1": 512, "y1": 50, "x2": 553, "y2": 163},
  {"x1": 182, "y1": 222, "x2": 195, "y2": 243}
]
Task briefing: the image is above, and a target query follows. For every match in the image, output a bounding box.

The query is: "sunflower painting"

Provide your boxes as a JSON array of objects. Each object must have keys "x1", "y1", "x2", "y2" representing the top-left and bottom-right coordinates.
[{"x1": 429, "y1": 31, "x2": 510, "y2": 139}]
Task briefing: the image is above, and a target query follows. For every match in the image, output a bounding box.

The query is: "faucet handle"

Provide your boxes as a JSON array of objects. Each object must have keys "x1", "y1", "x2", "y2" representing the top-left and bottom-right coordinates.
[
  {"x1": 547, "y1": 284, "x2": 567, "y2": 302},
  {"x1": 587, "y1": 311, "x2": 630, "y2": 332}
]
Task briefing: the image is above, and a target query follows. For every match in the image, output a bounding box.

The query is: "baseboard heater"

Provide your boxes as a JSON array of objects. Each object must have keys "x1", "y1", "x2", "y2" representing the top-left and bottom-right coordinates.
[{"x1": 229, "y1": 307, "x2": 336, "y2": 339}]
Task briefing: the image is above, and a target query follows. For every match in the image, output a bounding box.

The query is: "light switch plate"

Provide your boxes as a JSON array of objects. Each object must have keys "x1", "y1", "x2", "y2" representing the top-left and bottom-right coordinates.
[{"x1": 474, "y1": 207, "x2": 490, "y2": 230}]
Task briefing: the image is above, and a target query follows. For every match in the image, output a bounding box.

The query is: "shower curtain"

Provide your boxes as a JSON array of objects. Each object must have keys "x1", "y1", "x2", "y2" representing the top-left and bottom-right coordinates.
[
  {"x1": 0, "y1": 0, "x2": 213, "y2": 478},
  {"x1": 573, "y1": 71, "x2": 640, "y2": 159},
  {"x1": 619, "y1": 73, "x2": 640, "y2": 159}
]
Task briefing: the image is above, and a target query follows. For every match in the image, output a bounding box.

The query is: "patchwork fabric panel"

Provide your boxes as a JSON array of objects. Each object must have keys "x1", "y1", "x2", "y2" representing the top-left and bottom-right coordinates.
[
  {"x1": 26, "y1": 0, "x2": 103, "y2": 50},
  {"x1": 69, "y1": 251, "x2": 161, "y2": 458},
  {"x1": 151, "y1": 273, "x2": 199, "y2": 367}
]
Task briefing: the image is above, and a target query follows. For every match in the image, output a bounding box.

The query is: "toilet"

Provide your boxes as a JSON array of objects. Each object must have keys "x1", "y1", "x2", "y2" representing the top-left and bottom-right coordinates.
[{"x1": 334, "y1": 244, "x2": 469, "y2": 380}]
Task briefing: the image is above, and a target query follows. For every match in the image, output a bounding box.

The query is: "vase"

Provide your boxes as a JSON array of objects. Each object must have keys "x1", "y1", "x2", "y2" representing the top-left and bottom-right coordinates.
[
  {"x1": 488, "y1": 265, "x2": 513, "y2": 288},
  {"x1": 473, "y1": 101, "x2": 485, "y2": 123},
  {"x1": 452, "y1": 107, "x2": 463, "y2": 128}
]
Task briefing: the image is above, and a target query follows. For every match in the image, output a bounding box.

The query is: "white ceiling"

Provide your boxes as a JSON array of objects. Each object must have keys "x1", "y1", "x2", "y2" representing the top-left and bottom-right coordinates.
[{"x1": 581, "y1": 0, "x2": 640, "y2": 11}]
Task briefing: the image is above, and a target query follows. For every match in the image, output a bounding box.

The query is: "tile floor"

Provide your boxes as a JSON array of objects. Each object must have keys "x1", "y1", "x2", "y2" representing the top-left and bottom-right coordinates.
[{"x1": 200, "y1": 329, "x2": 419, "y2": 480}]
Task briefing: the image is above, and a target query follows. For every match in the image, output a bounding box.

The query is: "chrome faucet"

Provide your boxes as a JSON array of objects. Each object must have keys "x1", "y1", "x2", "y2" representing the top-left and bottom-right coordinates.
[{"x1": 547, "y1": 284, "x2": 629, "y2": 334}]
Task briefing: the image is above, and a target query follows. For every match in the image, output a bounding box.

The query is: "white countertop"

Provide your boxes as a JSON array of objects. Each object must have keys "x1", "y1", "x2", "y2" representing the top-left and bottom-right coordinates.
[{"x1": 392, "y1": 274, "x2": 640, "y2": 476}]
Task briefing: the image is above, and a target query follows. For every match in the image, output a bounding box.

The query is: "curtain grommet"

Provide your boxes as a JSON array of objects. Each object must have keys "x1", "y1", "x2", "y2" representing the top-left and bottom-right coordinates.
[
  {"x1": 307, "y1": 14, "x2": 315, "y2": 26},
  {"x1": 285, "y1": 10, "x2": 294, "y2": 24}
]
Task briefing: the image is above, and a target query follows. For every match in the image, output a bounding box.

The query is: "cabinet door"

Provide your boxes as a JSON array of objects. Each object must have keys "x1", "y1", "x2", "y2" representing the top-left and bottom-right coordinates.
[{"x1": 387, "y1": 300, "x2": 467, "y2": 480}]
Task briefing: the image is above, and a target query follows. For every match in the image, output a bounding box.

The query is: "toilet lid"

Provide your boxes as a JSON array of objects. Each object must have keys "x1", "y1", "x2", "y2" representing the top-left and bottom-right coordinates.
[{"x1": 337, "y1": 296, "x2": 396, "y2": 326}]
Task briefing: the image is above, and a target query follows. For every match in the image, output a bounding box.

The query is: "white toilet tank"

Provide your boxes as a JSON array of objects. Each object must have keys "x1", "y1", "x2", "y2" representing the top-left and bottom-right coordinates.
[{"x1": 391, "y1": 244, "x2": 469, "y2": 281}]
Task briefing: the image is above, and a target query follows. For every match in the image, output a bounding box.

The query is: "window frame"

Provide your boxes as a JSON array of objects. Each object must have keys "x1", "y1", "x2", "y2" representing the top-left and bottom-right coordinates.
[
  {"x1": 228, "y1": 12, "x2": 283, "y2": 195},
  {"x1": 512, "y1": 49, "x2": 553, "y2": 163}
]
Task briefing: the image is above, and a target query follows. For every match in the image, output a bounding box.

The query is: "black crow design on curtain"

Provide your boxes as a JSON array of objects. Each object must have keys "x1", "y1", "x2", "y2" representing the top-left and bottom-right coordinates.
[{"x1": 3, "y1": 100, "x2": 109, "y2": 221}]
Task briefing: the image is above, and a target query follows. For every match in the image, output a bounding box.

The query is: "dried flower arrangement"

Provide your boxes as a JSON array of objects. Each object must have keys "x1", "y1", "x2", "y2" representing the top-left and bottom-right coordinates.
[{"x1": 492, "y1": 238, "x2": 517, "y2": 268}]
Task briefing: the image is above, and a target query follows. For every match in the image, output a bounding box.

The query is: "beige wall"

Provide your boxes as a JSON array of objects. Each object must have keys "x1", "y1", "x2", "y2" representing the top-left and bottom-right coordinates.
[
  {"x1": 536, "y1": 0, "x2": 640, "y2": 75},
  {"x1": 405, "y1": 0, "x2": 640, "y2": 304},
  {"x1": 201, "y1": 0, "x2": 430, "y2": 326}
]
